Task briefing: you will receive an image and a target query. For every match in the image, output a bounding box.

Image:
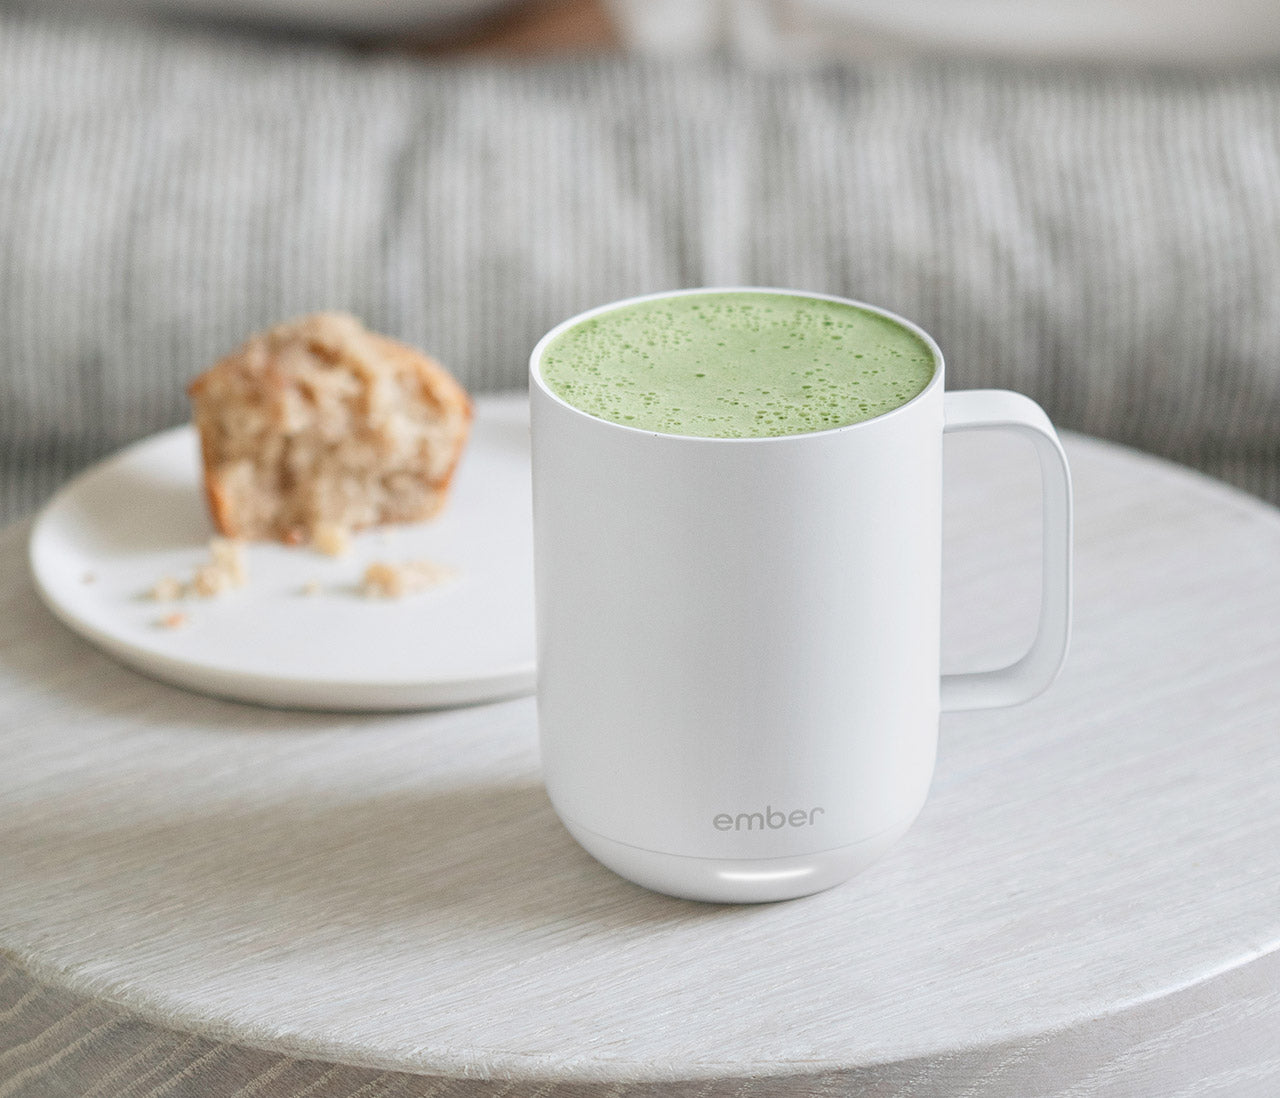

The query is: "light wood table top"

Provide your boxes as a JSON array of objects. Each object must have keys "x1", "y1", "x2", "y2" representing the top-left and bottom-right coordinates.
[{"x1": 2, "y1": 425, "x2": 1279, "y2": 1097}]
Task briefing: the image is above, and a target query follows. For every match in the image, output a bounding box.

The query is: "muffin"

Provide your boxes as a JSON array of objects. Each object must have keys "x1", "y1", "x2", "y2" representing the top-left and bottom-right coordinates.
[{"x1": 188, "y1": 312, "x2": 471, "y2": 546}]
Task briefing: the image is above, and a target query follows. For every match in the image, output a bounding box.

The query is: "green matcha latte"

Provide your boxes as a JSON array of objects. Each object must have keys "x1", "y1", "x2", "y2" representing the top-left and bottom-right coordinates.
[{"x1": 537, "y1": 291, "x2": 937, "y2": 439}]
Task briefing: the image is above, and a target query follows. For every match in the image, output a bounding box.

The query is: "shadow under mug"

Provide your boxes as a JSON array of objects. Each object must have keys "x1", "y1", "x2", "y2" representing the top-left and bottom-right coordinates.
[{"x1": 529, "y1": 288, "x2": 1072, "y2": 903}]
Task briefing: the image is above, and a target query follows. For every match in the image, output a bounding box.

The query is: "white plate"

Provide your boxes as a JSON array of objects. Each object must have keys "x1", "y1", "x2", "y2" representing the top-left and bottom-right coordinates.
[{"x1": 28, "y1": 393, "x2": 535, "y2": 711}]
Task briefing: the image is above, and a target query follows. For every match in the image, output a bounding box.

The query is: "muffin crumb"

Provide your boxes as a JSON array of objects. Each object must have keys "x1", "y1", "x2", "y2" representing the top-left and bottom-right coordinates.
[
  {"x1": 361, "y1": 559, "x2": 455, "y2": 598},
  {"x1": 148, "y1": 538, "x2": 248, "y2": 603},
  {"x1": 149, "y1": 576, "x2": 184, "y2": 602},
  {"x1": 190, "y1": 538, "x2": 247, "y2": 598},
  {"x1": 210, "y1": 537, "x2": 247, "y2": 584},
  {"x1": 312, "y1": 522, "x2": 351, "y2": 558}
]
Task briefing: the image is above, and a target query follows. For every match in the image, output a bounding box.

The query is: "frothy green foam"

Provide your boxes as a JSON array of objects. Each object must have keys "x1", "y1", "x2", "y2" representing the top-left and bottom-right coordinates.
[{"x1": 537, "y1": 292, "x2": 936, "y2": 438}]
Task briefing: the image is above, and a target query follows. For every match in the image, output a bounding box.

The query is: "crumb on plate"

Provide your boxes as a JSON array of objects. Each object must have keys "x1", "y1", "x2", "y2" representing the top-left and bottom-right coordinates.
[
  {"x1": 147, "y1": 538, "x2": 248, "y2": 602},
  {"x1": 361, "y1": 559, "x2": 456, "y2": 599},
  {"x1": 148, "y1": 575, "x2": 184, "y2": 602},
  {"x1": 189, "y1": 537, "x2": 248, "y2": 598},
  {"x1": 312, "y1": 522, "x2": 350, "y2": 558},
  {"x1": 210, "y1": 537, "x2": 248, "y2": 583}
]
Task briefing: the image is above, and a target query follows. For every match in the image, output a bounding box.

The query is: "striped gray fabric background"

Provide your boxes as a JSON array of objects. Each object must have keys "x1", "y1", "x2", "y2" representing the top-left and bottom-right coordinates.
[{"x1": 2, "y1": 12, "x2": 1280, "y2": 525}]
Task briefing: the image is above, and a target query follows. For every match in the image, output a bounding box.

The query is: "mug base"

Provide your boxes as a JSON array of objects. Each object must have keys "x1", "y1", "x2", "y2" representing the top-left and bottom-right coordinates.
[{"x1": 561, "y1": 816, "x2": 918, "y2": 903}]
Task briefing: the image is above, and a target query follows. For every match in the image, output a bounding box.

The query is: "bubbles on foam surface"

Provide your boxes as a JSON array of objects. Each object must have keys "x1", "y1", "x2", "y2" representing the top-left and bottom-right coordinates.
[{"x1": 540, "y1": 292, "x2": 935, "y2": 438}]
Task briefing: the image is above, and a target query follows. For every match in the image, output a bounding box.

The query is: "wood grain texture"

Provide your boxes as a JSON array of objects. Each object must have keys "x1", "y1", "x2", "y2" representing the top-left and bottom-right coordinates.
[{"x1": 1, "y1": 430, "x2": 1279, "y2": 1096}]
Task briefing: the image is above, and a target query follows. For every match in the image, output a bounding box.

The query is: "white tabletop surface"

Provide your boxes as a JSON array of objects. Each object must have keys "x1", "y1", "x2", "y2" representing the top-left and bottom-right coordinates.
[{"x1": 2, "y1": 420, "x2": 1279, "y2": 1096}]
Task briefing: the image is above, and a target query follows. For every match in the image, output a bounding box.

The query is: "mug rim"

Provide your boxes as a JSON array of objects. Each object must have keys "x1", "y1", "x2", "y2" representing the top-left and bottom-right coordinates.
[{"x1": 528, "y1": 286, "x2": 946, "y2": 443}]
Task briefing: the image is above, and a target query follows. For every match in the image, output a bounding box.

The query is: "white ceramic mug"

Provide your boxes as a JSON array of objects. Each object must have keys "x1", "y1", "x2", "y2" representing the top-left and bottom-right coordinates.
[{"x1": 530, "y1": 289, "x2": 1072, "y2": 903}]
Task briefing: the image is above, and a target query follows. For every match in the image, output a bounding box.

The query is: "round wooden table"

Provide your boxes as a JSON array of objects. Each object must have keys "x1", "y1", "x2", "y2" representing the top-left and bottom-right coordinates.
[{"x1": 2, "y1": 426, "x2": 1279, "y2": 1097}]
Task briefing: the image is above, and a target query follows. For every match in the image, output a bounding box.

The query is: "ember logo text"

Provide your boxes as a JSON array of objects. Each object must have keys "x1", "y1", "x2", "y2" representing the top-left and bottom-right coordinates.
[{"x1": 713, "y1": 806, "x2": 825, "y2": 831}]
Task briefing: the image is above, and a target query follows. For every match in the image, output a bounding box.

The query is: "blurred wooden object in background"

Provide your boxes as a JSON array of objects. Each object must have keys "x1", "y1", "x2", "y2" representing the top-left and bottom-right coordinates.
[{"x1": 407, "y1": 0, "x2": 617, "y2": 55}]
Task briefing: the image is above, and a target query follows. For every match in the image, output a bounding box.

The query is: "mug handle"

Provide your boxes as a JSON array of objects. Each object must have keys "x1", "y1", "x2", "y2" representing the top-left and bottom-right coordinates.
[{"x1": 940, "y1": 390, "x2": 1074, "y2": 712}]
